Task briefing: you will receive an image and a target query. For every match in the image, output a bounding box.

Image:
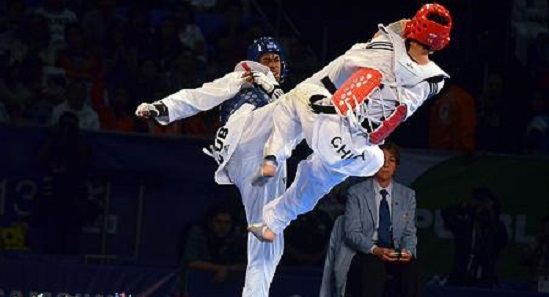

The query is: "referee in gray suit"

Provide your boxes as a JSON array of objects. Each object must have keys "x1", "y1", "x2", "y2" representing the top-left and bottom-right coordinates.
[{"x1": 343, "y1": 142, "x2": 424, "y2": 297}]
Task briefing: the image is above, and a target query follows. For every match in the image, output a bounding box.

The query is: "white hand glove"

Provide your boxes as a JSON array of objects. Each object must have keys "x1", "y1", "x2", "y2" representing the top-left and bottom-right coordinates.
[
  {"x1": 135, "y1": 103, "x2": 159, "y2": 119},
  {"x1": 251, "y1": 71, "x2": 278, "y2": 95},
  {"x1": 271, "y1": 87, "x2": 284, "y2": 100}
]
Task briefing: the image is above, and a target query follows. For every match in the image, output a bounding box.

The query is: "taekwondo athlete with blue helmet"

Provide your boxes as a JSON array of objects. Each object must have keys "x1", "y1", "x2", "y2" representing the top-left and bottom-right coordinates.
[{"x1": 136, "y1": 37, "x2": 289, "y2": 297}]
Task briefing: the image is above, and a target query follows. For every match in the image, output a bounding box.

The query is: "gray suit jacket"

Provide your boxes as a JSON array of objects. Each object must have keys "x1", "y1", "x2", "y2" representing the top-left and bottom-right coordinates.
[{"x1": 320, "y1": 178, "x2": 417, "y2": 297}]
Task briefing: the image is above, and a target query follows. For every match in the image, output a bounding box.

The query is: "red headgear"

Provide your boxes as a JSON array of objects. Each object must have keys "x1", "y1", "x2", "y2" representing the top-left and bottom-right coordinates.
[{"x1": 404, "y1": 3, "x2": 452, "y2": 51}]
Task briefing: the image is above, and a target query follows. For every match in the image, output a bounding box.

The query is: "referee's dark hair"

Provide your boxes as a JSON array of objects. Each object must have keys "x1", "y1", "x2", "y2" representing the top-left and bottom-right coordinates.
[{"x1": 380, "y1": 141, "x2": 400, "y2": 165}]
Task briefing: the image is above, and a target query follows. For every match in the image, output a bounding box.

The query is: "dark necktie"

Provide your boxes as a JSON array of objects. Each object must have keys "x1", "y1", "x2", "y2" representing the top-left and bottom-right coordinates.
[{"x1": 378, "y1": 189, "x2": 392, "y2": 248}]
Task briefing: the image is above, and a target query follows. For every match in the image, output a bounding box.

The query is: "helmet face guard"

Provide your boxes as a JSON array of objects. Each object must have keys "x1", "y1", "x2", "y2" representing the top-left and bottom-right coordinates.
[
  {"x1": 404, "y1": 3, "x2": 452, "y2": 51},
  {"x1": 247, "y1": 37, "x2": 288, "y2": 80}
]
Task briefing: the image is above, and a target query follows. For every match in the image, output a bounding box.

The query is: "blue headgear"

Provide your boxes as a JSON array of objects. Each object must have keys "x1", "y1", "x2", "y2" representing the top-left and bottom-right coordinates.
[{"x1": 246, "y1": 36, "x2": 288, "y2": 81}]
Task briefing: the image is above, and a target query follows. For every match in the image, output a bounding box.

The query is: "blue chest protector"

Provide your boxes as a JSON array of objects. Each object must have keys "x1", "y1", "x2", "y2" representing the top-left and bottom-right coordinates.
[{"x1": 219, "y1": 87, "x2": 272, "y2": 125}]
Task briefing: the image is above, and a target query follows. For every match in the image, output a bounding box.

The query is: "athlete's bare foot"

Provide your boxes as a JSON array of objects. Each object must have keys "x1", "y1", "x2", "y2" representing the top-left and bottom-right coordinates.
[
  {"x1": 261, "y1": 163, "x2": 276, "y2": 177},
  {"x1": 247, "y1": 223, "x2": 276, "y2": 242},
  {"x1": 251, "y1": 157, "x2": 278, "y2": 186}
]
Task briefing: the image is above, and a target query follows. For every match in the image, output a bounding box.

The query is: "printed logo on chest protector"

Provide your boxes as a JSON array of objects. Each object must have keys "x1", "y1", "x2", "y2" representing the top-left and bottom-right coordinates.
[
  {"x1": 330, "y1": 137, "x2": 366, "y2": 160},
  {"x1": 213, "y1": 127, "x2": 229, "y2": 164}
]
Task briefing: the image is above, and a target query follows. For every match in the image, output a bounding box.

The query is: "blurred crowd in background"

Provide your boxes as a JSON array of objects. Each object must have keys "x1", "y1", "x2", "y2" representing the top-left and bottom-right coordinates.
[{"x1": 0, "y1": 0, "x2": 321, "y2": 138}]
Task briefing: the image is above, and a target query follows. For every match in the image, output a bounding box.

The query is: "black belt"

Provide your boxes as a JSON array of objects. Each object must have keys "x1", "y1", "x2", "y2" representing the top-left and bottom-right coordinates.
[
  {"x1": 307, "y1": 77, "x2": 338, "y2": 114},
  {"x1": 309, "y1": 94, "x2": 336, "y2": 114},
  {"x1": 321, "y1": 76, "x2": 337, "y2": 95}
]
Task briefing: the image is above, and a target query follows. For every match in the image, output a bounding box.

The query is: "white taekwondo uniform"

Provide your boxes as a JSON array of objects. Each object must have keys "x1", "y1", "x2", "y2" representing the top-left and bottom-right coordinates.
[
  {"x1": 261, "y1": 24, "x2": 449, "y2": 235},
  {"x1": 156, "y1": 61, "x2": 286, "y2": 297}
]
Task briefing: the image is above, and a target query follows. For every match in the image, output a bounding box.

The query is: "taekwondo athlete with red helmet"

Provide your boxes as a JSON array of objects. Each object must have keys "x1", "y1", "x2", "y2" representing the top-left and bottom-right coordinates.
[
  {"x1": 135, "y1": 37, "x2": 290, "y2": 297},
  {"x1": 248, "y1": 3, "x2": 453, "y2": 243}
]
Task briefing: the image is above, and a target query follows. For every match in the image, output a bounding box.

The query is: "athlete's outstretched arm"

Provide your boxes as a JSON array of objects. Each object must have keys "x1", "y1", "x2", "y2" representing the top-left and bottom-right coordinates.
[{"x1": 135, "y1": 71, "x2": 247, "y2": 124}]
